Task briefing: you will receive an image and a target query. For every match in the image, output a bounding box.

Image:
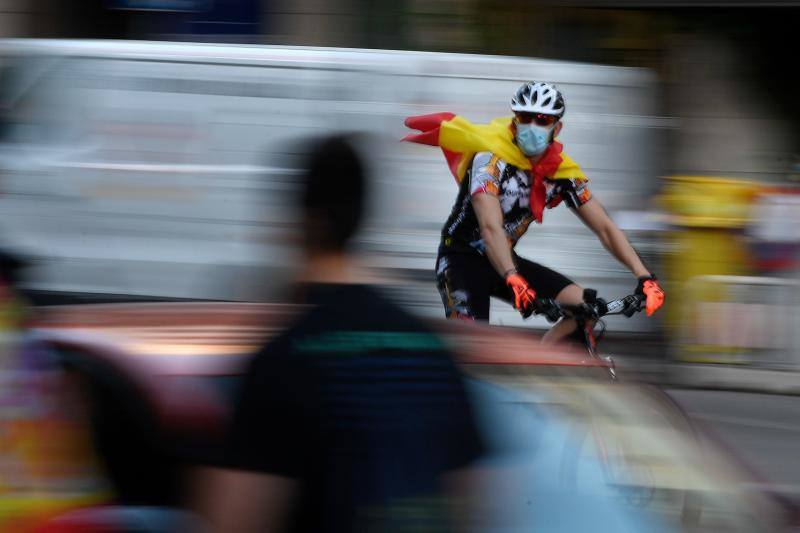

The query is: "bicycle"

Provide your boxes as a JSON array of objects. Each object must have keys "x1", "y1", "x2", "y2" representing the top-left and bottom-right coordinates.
[
  {"x1": 532, "y1": 288, "x2": 645, "y2": 381},
  {"x1": 532, "y1": 289, "x2": 703, "y2": 526}
]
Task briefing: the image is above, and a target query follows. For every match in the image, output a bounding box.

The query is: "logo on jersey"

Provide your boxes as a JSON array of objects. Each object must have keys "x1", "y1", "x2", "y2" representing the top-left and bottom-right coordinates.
[{"x1": 499, "y1": 173, "x2": 530, "y2": 213}]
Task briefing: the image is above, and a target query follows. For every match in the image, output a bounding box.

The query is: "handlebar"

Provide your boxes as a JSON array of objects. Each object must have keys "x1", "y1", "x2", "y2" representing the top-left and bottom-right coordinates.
[{"x1": 533, "y1": 289, "x2": 645, "y2": 324}]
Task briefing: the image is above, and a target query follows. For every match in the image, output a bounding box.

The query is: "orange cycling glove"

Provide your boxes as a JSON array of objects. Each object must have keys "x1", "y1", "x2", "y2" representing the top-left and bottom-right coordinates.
[
  {"x1": 505, "y1": 272, "x2": 538, "y2": 318},
  {"x1": 635, "y1": 275, "x2": 665, "y2": 317}
]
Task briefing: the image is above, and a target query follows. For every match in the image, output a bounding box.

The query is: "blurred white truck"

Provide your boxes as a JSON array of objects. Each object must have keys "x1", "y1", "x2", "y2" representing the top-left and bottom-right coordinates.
[{"x1": 0, "y1": 40, "x2": 665, "y2": 329}]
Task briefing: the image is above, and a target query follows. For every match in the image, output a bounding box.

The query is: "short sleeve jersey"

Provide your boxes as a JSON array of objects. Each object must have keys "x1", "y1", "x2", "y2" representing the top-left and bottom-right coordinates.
[{"x1": 440, "y1": 151, "x2": 592, "y2": 255}]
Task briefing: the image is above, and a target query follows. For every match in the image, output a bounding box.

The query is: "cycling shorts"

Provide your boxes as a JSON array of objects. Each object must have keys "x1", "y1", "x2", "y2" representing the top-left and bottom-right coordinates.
[{"x1": 435, "y1": 252, "x2": 574, "y2": 320}]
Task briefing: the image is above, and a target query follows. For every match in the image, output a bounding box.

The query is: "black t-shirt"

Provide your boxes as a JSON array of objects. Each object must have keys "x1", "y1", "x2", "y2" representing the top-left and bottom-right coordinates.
[{"x1": 225, "y1": 284, "x2": 484, "y2": 533}]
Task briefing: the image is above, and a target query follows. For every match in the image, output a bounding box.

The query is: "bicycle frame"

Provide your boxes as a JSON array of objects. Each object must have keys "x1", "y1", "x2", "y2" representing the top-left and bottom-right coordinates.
[
  {"x1": 578, "y1": 314, "x2": 617, "y2": 380},
  {"x1": 536, "y1": 291, "x2": 645, "y2": 381}
]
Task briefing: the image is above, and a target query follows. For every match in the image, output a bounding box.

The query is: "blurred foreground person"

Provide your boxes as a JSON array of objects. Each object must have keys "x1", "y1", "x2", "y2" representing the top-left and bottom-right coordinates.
[
  {"x1": 198, "y1": 135, "x2": 484, "y2": 533},
  {"x1": 404, "y1": 82, "x2": 665, "y2": 342}
]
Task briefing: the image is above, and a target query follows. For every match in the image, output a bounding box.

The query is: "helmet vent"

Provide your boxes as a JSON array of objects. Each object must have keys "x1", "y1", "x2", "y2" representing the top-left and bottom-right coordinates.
[{"x1": 510, "y1": 81, "x2": 565, "y2": 117}]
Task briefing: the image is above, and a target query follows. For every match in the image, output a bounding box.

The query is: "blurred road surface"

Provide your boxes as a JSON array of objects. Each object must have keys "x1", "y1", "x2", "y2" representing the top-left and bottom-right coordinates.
[{"x1": 667, "y1": 389, "x2": 800, "y2": 499}]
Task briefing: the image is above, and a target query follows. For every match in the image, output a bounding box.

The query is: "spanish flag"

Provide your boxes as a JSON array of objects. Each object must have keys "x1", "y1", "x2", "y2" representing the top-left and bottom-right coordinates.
[{"x1": 403, "y1": 113, "x2": 587, "y2": 222}]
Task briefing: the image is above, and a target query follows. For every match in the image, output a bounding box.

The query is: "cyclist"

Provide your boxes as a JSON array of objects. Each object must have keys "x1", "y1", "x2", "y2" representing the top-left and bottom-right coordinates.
[{"x1": 404, "y1": 81, "x2": 665, "y2": 343}]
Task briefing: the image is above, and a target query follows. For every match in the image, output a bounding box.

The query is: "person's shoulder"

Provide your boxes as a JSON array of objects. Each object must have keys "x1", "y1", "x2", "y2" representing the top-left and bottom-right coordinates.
[
  {"x1": 471, "y1": 151, "x2": 508, "y2": 175},
  {"x1": 251, "y1": 284, "x2": 449, "y2": 361},
  {"x1": 554, "y1": 151, "x2": 587, "y2": 181},
  {"x1": 343, "y1": 284, "x2": 422, "y2": 323},
  {"x1": 313, "y1": 284, "x2": 444, "y2": 335},
  {"x1": 272, "y1": 284, "x2": 419, "y2": 331},
  {"x1": 473, "y1": 150, "x2": 507, "y2": 163}
]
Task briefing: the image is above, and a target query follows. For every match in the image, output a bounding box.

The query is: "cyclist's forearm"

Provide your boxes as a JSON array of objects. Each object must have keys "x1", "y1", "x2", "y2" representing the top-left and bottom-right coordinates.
[
  {"x1": 599, "y1": 225, "x2": 650, "y2": 278},
  {"x1": 577, "y1": 198, "x2": 650, "y2": 278},
  {"x1": 481, "y1": 227, "x2": 517, "y2": 277}
]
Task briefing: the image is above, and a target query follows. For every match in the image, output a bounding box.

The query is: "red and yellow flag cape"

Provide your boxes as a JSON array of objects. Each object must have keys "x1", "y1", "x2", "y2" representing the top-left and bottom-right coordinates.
[
  {"x1": 403, "y1": 112, "x2": 586, "y2": 182},
  {"x1": 403, "y1": 112, "x2": 587, "y2": 222}
]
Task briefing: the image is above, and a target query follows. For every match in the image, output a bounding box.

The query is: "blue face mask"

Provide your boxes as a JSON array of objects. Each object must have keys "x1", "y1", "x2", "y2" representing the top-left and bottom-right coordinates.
[{"x1": 516, "y1": 124, "x2": 551, "y2": 156}]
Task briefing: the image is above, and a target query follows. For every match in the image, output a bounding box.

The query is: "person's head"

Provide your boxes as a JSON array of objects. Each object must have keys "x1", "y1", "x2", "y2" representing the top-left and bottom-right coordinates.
[
  {"x1": 300, "y1": 134, "x2": 367, "y2": 256},
  {"x1": 0, "y1": 250, "x2": 28, "y2": 331},
  {"x1": 510, "y1": 81, "x2": 565, "y2": 157}
]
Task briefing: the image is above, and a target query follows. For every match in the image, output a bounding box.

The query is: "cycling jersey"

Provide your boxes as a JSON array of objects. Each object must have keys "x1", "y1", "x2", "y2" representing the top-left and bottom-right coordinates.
[{"x1": 439, "y1": 151, "x2": 592, "y2": 255}]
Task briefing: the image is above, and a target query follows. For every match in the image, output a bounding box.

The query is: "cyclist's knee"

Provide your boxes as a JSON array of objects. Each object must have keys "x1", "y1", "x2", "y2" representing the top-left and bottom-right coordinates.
[{"x1": 555, "y1": 283, "x2": 583, "y2": 305}]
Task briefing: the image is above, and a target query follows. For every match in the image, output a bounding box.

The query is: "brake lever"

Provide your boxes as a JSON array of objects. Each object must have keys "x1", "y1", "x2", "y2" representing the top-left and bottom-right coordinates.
[
  {"x1": 534, "y1": 298, "x2": 562, "y2": 323},
  {"x1": 544, "y1": 306, "x2": 562, "y2": 323},
  {"x1": 596, "y1": 297, "x2": 608, "y2": 317},
  {"x1": 622, "y1": 295, "x2": 644, "y2": 317}
]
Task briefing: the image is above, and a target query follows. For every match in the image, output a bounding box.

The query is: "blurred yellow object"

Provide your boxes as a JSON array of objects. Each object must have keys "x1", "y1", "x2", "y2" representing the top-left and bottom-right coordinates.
[
  {"x1": 0, "y1": 494, "x2": 109, "y2": 533},
  {"x1": 659, "y1": 176, "x2": 760, "y2": 228},
  {"x1": 0, "y1": 348, "x2": 112, "y2": 531},
  {"x1": 658, "y1": 176, "x2": 761, "y2": 355}
]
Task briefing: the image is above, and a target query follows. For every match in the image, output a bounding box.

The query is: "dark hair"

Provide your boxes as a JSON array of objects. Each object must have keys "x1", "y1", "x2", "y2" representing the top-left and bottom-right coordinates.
[
  {"x1": 0, "y1": 250, "x2": 26, "y2": 286},
  {"x1": 301, "y1": 134, "x2": 366, "y2": 251}
]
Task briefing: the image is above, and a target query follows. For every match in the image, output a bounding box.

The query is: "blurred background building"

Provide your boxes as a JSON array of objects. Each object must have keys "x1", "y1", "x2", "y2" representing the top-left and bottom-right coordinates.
[{"x1": 2, "y1": 1, "x2": 798, "y2": 172}]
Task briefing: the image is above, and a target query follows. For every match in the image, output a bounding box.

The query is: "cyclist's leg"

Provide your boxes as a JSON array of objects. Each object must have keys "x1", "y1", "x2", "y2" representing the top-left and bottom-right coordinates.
[
  {"x1": 435, "y1": 253, "x2": 492, "y2": 320},
  {"x1": 544, "y1": 283, "x2": 587, "y2": 345},
  {"x1": 499, "y1": 256, "x2": 585, "y2": 344}
]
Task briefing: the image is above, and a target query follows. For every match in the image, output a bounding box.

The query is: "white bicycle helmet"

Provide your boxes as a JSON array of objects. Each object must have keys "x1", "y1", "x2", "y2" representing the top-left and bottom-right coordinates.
[{"x1": 510, "y1": 81, "x2": 565, "y2": 117}]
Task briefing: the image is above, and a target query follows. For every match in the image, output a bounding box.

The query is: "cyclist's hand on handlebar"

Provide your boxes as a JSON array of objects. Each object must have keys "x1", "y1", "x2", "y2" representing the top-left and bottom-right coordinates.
[
  {"x1": 505, "y1": 272, "x2": 538, "y2": 318},
  {"x1": 635, "y1": 274, "x2": 665, "y2": 317}
]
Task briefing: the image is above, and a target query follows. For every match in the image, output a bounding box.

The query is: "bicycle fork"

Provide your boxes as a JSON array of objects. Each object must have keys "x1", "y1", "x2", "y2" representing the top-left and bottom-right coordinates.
[{"x1": 582, "y1": 319, "x2": 617, "y2": 381}]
